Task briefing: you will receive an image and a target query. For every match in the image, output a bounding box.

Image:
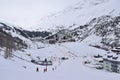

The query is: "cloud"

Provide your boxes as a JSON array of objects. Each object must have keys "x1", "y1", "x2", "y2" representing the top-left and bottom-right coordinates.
[{"x1": 0, "y1": 0, "x2": 79, "y2": 30}]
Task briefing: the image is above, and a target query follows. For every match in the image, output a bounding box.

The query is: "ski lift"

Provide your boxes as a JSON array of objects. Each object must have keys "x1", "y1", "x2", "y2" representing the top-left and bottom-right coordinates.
[{"x1": 31, "y1": 58, "x2": 52, "y2": 66}]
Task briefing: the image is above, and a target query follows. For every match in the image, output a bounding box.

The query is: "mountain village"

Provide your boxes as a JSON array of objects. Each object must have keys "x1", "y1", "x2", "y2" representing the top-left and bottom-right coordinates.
[{"x1": 0, "y1": 0, "x2": 120, "y2": 80}]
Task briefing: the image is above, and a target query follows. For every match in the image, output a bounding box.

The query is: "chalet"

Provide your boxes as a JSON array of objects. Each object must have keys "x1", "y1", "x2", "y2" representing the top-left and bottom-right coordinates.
[
  {"x1": 93, "y1": 54, "x2": 103, "y2": 58},
  {"x1": 48, "y1": 39, "x2": 57, "y2": 44},
  {"x1": 30, "y1": 37, "x2": 43, "y2": 42},
  {"x1": 103, "y1": 53, "x2": 120, "y2": 73}
]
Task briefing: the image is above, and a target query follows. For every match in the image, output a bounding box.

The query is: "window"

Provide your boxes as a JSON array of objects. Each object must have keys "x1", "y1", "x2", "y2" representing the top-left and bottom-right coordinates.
[
  {"x1": 105, "y1": 65, "x2": 107, "y2": 67},
  {"x1": 117, "y1": 70, "x2": 119, "y2": 72}
]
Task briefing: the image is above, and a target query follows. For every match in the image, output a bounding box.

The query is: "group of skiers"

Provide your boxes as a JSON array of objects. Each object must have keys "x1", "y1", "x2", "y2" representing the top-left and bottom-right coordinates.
[
  {"x1": 36, "y1": 66, "x2": 57, "y2": 72},
  {"x1": 36, "y1": 67, "x2": 47, "y2": 72}
]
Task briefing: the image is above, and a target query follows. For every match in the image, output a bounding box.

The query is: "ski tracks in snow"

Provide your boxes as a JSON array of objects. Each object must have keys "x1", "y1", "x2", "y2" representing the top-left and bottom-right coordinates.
[{"x1": 54, "y1": 43, "x2": 79, "y2": 58}]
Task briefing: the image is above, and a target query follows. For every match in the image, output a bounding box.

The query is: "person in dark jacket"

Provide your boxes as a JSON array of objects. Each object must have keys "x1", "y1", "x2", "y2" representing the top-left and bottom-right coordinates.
[{"x1": 36, "y1": 67, "x2": 39, "y2": 72}]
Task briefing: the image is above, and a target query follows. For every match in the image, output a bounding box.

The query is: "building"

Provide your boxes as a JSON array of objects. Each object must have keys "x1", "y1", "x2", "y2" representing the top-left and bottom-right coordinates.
[
  {"x1": 103, "y1": 54, "x2": 120, "y2": 73},
  {"x1": 111, "y1": 47, "x2": 120, "y2": 55},
  {"x1": 44, "y1": 29, "x2": 75, "y2": 44}
]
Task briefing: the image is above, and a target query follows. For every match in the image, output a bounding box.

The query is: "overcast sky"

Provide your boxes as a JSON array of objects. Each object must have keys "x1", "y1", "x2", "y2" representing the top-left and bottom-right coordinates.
[{"x1": 0, "y1": 0, "x2": 79, "y2": 30}]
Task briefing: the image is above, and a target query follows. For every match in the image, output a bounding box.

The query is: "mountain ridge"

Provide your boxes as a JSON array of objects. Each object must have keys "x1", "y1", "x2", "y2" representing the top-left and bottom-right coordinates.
[{"x1": 34, "y1": 0, "x2": 120, "y2": 32}]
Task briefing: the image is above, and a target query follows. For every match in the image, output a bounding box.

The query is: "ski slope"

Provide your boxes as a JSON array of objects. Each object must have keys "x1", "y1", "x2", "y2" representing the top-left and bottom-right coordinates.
[{"x1": 0, "y1": 42, "x2": 120, "y2": 80}]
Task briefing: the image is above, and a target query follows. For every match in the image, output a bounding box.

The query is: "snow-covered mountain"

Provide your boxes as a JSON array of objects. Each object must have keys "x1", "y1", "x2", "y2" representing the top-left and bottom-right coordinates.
[
  {"x1": 1, "y1": 0, "x2": 120, "y2": 79},
  {"x1": 0, "y1": 22, "x2": 32, "y2": 39},
  {"x1": 77, "y1": 15, "x2": 120, "y2": 49},
  {"x1": 0, "y1": 22, "x2": 51, "y2": 58},
  {"x1": 43, "y1": 15, "x2": 120, "y2": 51},
  {"x1": 0, "y1": 22, "x2": 51, "y2": 38},
  {"x1": 0, "y1": 22, "x2": 28, "y2": 44},
  {"x1": 35, "y1": 0, "x2": 120, "y2": 32}
]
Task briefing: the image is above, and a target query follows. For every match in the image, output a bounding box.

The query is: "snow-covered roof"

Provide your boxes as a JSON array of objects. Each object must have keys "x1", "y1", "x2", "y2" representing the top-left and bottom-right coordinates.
[
  {"x1": 94, "y1": 57, "x2": 103, "y2": 61},
  {"x1": 103, "y1": 53, "x2": 120, "y2": 62}
]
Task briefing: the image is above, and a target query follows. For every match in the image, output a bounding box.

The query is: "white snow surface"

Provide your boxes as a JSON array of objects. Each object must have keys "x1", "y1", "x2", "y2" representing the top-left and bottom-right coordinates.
[
  {"x1": 0, "y1": 42, "x2": 120, "y2": 80},
  {"x1": 35, "y1": 0, "x2": 120, "y2": 31}
]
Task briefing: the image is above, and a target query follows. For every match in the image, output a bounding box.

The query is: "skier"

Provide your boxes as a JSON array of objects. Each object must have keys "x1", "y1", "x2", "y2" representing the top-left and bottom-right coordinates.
[
  {"x1": 44, "y1": 68, "x2": 47, "y2": 72},
  {"x1": 52, "y1": 68, "x2": 54, "y2": 71},
  {"x1": 36, "y1": 67, "x2": 39, "y2": 72}
]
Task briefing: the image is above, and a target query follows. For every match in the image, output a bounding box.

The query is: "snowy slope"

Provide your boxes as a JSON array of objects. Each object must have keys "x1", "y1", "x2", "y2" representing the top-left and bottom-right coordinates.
[
  {"x1": 77, "y1": 15, "x2": 120, "y2": 50},
  {"x1": 0, "y1": 22, "x2": 29, "y2": 40},
  {"x1": 0, "y1": 0, "x2": 120, "y2": 79},
  {"x1": 35, "y1": 0, "x2": 120, "y2": 31},
  {"x1": 0, "y1": 22, "x2": 49, "y2": 50},
  {"x1": 0, "y1": 42, "x2": 120, "y2": 80}
]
